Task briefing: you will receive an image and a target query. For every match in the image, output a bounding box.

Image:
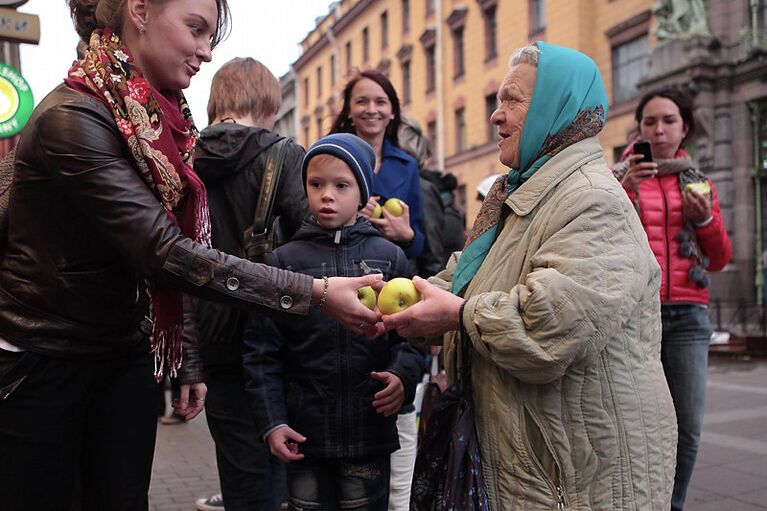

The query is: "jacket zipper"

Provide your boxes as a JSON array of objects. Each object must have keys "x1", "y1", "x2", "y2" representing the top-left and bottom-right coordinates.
[
  {"x1": 660, "y1": 178, "x2": 671, "y2": 302},
  {"x1": 523, "y1": 406, "x2": 568, "y2": 509}
]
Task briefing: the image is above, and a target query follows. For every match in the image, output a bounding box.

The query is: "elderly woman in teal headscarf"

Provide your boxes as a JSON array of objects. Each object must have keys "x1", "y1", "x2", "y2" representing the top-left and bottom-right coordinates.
[{"x1": 383, "y1": 42, "x2": 677, "y2": 509}]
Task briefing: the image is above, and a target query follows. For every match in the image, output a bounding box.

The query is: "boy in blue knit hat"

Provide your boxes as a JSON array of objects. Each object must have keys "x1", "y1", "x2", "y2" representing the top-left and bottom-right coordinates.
[{"x1": 242, "y1": 133, "x2": 422, "y2": 510}]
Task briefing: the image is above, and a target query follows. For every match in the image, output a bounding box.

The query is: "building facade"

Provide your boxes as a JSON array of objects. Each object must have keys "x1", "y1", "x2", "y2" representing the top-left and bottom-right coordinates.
[{"x1": 291, "y1": 0, "x2": 767, "y2": 328}]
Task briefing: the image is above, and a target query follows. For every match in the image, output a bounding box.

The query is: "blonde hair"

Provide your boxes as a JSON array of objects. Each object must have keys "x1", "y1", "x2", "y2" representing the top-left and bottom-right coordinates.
[{"x1": 207, "y1": 57, "x2": 281, "y2": 125}]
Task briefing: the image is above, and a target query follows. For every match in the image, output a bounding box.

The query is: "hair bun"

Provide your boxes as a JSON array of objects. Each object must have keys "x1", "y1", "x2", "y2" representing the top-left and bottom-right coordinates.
[{"x1": 68, "y1": 0, "x2": 100, "y2": 43}]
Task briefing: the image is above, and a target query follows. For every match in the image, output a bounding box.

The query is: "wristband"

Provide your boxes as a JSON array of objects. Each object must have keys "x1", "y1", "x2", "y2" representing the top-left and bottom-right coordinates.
[{"x1": 316, "y1": 276, "x2": 329, "y2": 309}]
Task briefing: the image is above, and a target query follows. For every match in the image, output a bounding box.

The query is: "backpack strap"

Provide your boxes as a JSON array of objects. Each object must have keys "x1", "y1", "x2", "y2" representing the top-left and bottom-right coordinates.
[{"x1": 243, "y1": 138, "x2": 290, "y2": 262}]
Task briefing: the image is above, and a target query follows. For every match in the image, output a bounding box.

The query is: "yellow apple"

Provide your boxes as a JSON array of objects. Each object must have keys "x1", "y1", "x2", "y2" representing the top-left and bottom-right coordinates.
[
  {"x1": 377, "y1": 278, "x2": 421, "y2": 315},
  {"x1": 357, "y1": 286, "x2": 376, "y2": 310},
  {"x1": 371, "y1": 203, "x2": 382, "y2": 219},
  {"x1": 383, "y1": 198, "x2": 405, "y2": 217},
  {"x1": 684, "y1": 181, "x2": 711, "y2": 196}
]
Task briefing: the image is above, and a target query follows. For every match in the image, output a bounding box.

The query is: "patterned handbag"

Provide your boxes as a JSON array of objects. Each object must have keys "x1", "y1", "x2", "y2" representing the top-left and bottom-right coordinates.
[{"x1": 410, "y1": 329, "x2": 490, "y2": 511}]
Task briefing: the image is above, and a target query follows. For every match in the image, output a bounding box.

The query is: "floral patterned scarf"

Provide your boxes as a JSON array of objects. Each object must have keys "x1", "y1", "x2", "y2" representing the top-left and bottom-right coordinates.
[
  {"x1": 65, "y1": 29, "x2": 211, "y2": 379},
  {"x1": 452, "y1": 42, "x2": 609, "y2": 295}
]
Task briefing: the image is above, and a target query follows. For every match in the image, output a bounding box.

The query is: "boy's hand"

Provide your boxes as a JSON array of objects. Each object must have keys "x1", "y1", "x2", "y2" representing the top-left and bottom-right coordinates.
[
  {"x1": 266, "y1": 426, "x2": 306, "y2": 463},
  {"x1": 371, "y1": 371, "x2": 404, "y2": 417}
]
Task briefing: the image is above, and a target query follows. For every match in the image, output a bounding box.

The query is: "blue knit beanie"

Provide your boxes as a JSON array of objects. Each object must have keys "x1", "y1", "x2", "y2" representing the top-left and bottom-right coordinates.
[{"x1": 301, "y1": 133, "x2": 376, "y2": 208}]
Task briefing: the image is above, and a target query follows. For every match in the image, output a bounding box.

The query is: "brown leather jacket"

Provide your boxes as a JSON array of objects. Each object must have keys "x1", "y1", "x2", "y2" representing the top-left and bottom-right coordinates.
[{"x1": 0, "y1": 85, "x2": 312, "y2": 382}]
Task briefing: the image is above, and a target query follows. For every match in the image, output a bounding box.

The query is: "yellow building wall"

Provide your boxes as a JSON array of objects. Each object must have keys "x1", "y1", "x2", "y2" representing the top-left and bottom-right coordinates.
[{"x1": 294, "y1": 0, "x2": 654, "y2": 225}]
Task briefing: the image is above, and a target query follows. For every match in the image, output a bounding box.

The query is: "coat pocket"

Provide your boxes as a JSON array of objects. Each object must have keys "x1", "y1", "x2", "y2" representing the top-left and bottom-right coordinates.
[{"x1": 522, "y1": 405, "x2": 568, "y2": 509}]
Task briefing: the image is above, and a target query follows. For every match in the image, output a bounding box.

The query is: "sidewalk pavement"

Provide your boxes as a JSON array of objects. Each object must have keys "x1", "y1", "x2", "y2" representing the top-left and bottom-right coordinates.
[{"x1": 149, "y1": 356, "x2": 767, "y2": 510}]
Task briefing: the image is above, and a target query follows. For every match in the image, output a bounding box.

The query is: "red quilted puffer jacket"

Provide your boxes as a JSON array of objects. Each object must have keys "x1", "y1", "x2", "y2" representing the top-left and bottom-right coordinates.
[{"x1": 623, "y1": 173, "x2": 731, "y2": 305}]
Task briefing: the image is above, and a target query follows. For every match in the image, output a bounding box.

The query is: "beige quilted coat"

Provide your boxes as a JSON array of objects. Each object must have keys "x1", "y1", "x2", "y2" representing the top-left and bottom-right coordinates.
[{"x1": 434, "y1": 138, "x2": 677, "y2": 510}]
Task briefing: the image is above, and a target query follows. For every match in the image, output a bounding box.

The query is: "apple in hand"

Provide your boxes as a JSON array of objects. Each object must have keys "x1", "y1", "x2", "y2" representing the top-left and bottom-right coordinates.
[
  {"x1": 357, "y1": 286, "x2": 376, "y2": 310},
  {"x1": 377, "y1": 278, "x2": 421, "y2": 314},
  {"x1": 371, "y1": 203, "x2": 382, "y2": 219},
  {"x1": 684, "y1": 181, "x2": 711, "y2": 197},
  {"x1": 383, "y1": 198, "x2": 405, "y2": 217}
]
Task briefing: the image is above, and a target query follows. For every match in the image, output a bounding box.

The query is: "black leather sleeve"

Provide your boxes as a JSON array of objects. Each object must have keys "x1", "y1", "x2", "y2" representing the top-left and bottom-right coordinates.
[{"x1": 36, "y1": 94, "x2": 312, "y2": 315}]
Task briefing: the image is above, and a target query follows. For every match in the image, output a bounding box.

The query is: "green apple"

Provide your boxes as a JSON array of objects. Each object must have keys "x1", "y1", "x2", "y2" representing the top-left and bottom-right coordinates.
[
  {"x1": 357, "y1": 286, "x2": 376, "y2": 310},
  {"x1": 377, "y1": 278, "x2": 421, "y2": 315},
  {"x1": 684, "y1": 181, "x2": 711, "y2": 196},
  {"x1": 383, "y1": 198, "x2": 405, "y2": 217},
  {"x1": 371, "y1": 203, "x2": 382, "y2": 219}
]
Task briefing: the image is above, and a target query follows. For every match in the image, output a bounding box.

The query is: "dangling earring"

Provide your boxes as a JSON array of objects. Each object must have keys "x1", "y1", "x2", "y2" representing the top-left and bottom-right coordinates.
[{"x1": 138, "y1": 24, "x2": 145, "y2": 34}]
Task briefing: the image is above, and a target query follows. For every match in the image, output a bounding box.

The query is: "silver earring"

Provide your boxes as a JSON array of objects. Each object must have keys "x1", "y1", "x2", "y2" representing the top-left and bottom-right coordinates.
[{"x1": 138, "y1": 24, "x2": 145, "y2": 34}]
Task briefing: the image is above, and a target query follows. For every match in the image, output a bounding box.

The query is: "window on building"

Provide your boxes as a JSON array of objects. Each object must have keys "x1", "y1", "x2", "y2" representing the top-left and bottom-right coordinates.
[
  {"x1": 530, "y1": 0, "x2": 546, "y2": 34},
  {"x1": 330, "y1": 54, "x2": 336, "y2": 86},
  {"x1": 425, "y1": 46, "x2": 436, "y2": 93},
  {"x1": 401, "y1": 60, "x2": 411, "y2": 104},
  {"x1": 485, "y1": 93, "x2": 499, "y2": 142},
  {"x1": 316, "y1": 66, "x2": 322, "y2": 98},
  {"x1": 453, "y1": 27, "x2": 465, "y2": 78},
  {"x1": 303, "y1": 77, "x2": 309, "y2": 107},
  {"x1": 402, "y1": 0, "x2": 410, "y2": 32},
  {"x1": 362, "y1": 27, "x2": 369, "y2": 63},
  {"x1": 316, "y1": 116, "x2": 323, "y2": 140},
  {"x1": 455, "y1": 107, "x2": 467, "y2": 153},
  {"x1": 427, "y1": 120, "x2": 438, "y2": 159},
  {"x1": 303, "y1": 125, "x2": 310, "y2": 147},
  {"x1": 346, "y1": 41, "x2": 353, "y2": 73},
  {"x1": 381, "y1": 11, "x2": 389, "y2": 49},
  {"x1": 483, "y1": 5, "x2": 498, "y2": 61},
  {"x1": 611, "y1": 35, "x2": 649, "y2": 104},
  {"x1": 427, "y1": 0, "x2": 435, "y2": 16}
]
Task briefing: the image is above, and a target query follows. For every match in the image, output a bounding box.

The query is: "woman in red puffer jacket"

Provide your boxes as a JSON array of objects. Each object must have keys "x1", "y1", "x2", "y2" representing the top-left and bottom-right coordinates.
[{"x1": 613, "y1": 88, "x2": 732, "y2": 511}]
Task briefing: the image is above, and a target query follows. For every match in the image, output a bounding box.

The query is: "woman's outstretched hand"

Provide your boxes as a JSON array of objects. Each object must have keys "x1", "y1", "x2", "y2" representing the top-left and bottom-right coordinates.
[
  {"x1": 381, "y1": 276, "x2": 464, "y2": 339},
  {"x1": 314, "y1": 274, "x2": 384, "y2": 338}
]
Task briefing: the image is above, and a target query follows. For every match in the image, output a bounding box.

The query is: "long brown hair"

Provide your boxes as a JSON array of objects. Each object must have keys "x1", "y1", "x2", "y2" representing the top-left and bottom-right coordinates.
[
  {"x1": 328, "y1": 70, "x2": 402, "y2": 147},
  {"x1": 68, "y1": 0, "x2": 231, "y2": 49}
]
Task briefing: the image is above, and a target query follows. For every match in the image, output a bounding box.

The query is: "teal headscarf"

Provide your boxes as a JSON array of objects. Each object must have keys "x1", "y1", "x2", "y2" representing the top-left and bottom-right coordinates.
[{"x1": 452, "y1": 41, "x2": 609, "y2": 295}]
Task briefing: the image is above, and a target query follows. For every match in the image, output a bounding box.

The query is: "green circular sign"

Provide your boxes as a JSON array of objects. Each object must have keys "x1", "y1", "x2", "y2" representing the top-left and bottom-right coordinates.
[{"x1": 0, "y1": 63, "x2": 33, "y2": 138}]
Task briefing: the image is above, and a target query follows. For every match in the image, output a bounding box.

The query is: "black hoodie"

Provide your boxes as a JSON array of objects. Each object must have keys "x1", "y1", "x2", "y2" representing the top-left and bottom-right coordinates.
[{"x1": 193, "y1": 123, "x2": 308, "y2": 363}]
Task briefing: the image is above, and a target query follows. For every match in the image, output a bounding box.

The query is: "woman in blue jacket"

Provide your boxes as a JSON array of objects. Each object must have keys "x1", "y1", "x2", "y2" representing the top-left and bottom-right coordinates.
[{"x1": 329, "y1": 70, "x2": 425, "y2": 262}]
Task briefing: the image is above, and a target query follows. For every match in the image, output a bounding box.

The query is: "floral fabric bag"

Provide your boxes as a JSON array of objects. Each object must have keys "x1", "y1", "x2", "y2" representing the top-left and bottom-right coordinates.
[{"x1": 410, "y1": 330, "x2": 490, "y2": 511}]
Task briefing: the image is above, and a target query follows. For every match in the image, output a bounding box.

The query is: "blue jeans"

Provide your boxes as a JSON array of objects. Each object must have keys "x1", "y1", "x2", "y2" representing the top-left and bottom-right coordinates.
[
  {"x1": 661, "y1": 304, "x2": 712, "y2": 511},
  {"x1": 204, "y1": 363, "x2": 286, "y2": 511},
  {"x1": 287, "y1": 456, "x2": 390, "y2": 510}
]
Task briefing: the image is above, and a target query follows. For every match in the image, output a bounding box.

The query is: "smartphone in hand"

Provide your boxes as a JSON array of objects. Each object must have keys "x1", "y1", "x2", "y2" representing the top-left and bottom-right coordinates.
[{"x1": 633, "y1": 141, "x2": 653, "y2": 163}]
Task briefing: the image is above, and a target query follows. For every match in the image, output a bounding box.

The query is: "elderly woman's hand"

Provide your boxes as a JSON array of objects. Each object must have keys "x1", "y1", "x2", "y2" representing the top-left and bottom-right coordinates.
[
  {"x1": 368, "y1": 200, "x2": 415, "y2": 244},
  {"x1": 314, "y1": 275, "x2": 384, "y2": 338},
  {"x1": 622, "y1": 154, "x2": 658, "y2": 191},
  {"x1": 382, "y1": 276, "x2": 464, "y2": 339}
]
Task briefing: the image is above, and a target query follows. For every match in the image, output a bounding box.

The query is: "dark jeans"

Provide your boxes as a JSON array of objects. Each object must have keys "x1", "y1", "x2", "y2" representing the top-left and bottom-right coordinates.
[
  {"x1": 661, "y1": 304, "x2": 713, "y2": 511},
  {"x1": 287, "y1": 455, "x2": 390, "y2": 510},
  {"x1": 0, "y1": 346, "x2": 157, "y2": 511},
  {"x1": 204, "y1": 363, "x2": 286, "y2": 511}
]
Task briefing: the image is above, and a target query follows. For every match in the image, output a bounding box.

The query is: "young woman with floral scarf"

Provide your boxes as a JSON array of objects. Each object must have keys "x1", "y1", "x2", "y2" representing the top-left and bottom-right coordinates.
[
  {"x1": 612, "y1": 88, "x2": 732, "y2": 511},
  {"x1": 0, "y1": 1, "x2": 381, "y2": 509}
]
